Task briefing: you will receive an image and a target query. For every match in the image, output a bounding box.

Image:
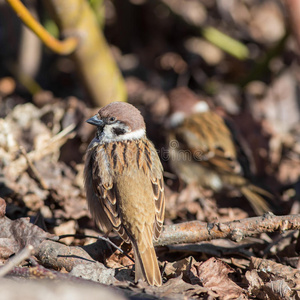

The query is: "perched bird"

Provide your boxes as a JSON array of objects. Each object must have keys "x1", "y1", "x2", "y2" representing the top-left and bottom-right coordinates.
[
  {"x1": 84, "y1": 102, "x2": 165, "y2": 286},
  {"x1": 167, "y1": 87, "x2": 271, "y2": 215}
]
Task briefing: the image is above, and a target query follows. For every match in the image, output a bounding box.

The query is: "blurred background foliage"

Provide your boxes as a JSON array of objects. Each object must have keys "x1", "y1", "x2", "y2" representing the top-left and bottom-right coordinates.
[
  {"x1": 3, "y1": 0, "x2": 127, "y2": 106},
  {"x1": 0, "y1": 0, "x2": 294, "y2": 106}
]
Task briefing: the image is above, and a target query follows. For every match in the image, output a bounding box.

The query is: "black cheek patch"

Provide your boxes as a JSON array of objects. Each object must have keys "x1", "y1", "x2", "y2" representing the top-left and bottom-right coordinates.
[{"x1": 113, "y1": 127, "x2": 126, "y2": 136}]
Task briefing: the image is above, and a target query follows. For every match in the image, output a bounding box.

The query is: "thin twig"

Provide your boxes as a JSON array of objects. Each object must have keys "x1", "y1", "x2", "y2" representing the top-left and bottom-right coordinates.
[
  {"x1": 97, "y1": 235, "x2": 135, "y2": 263},
  {"x1": 262, "y1": 231, "x2": 297, "y2": 257},
  {"x1": 163, "y1": 171, "x2": 177, "y2": 180},
  {"x1": 56, "y1": 234, "x2": 100, "y2": 240},
  {"x1": 58, "y1": 233, "x2": 134, "y2": 263},
  {"x1": 20, "y1": 146, "x2": 49, "y2": 190},
  {"x1": 5, "y1": 0, "x2": 78, "y2": 55},
  {"x1": 0, "y1": 245, "x2": 34, "y2": 277}
]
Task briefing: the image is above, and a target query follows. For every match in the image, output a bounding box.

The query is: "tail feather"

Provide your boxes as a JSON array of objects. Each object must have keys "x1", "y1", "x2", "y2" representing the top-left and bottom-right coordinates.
[
  {"x1": 222, "y1": 174, "x2": 272, "y2": 215},
  {"x1": 240, "y1": 184, "x2": 271, "y2": 215},
  {"x1": 133, "y1": 226, "x2": 162, "y2": 286}
]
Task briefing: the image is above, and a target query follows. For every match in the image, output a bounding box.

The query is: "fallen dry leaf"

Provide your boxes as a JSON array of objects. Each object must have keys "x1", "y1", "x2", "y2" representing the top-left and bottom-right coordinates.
[
  {"x1": 190, "y1": 257, "x2": 247, "y2": 300},
  {"x1": 164, "y1": 256, "x2": 196, "y2": 281},
  {"x1": 250, "y1": 256, "x2": 300, "y2": 296},
  {"x1": 0, "y1": 199, "x2": 52, "y2": 259}
]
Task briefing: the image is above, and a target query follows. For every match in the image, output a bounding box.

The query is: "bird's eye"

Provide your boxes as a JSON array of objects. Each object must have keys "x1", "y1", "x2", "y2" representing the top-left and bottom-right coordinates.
[{"x1": 109, "y1": 117, "x2": 116, "y2": 123}]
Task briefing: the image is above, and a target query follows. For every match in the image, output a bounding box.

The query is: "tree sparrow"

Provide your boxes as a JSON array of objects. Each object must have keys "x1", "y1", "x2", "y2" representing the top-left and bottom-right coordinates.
[
  {"x1": 167, "y1": 87, "x2": 271, "y2": 215},
  {"x1": 84, "y1": 102, "x2": 165, "y2": 286}
]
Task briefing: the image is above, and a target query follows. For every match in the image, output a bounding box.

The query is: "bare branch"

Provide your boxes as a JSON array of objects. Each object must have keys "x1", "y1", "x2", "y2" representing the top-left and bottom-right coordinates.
[
  {"x1": 155, "y1": 213, "x2": 300, "y2": 246},
  {"x1": 35, "y1": 214, "x2": 300, "y2": 272}
]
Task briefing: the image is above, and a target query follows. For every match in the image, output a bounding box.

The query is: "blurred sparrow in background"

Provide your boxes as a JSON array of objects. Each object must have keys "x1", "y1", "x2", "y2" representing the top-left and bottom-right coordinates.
[
  {"x1": 84, "y1": 102, "x2": 165, "y2": 286},
  {"x1": 167, "y1": 87, "x2": 272, "y2": 215}
]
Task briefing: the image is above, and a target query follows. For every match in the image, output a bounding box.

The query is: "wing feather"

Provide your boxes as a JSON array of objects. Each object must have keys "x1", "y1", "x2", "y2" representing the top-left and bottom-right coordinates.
[
  {"x1": 135, "y1": 139, "x2": 165, "y2": 240},
  {"x1": 174, "y1": 111, "x2": 241, "y2": 174},
  {"x1": 85, "y1": 143, "x2": 129, "y2": 242},
  {"x1": 148, "y1": 142, "x2": 165, "y2": 240}
]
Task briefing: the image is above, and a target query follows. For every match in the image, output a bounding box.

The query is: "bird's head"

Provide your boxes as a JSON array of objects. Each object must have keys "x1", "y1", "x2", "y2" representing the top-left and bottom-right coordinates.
[
  {"x1": 87, "y1": 102, "x2": 146, "y2": 143},
  {"x1": 167, "y1": 87, "x2": 210, "y2": 128}
]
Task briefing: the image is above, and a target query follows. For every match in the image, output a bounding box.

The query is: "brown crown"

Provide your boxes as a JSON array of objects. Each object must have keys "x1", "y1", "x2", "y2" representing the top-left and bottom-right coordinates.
[
  {"x1": 98, "y1": 102, "x2": 146, "y2": 131},
  {"x1": 168, "y1": 86, "x2": 214, "y2": 117}
]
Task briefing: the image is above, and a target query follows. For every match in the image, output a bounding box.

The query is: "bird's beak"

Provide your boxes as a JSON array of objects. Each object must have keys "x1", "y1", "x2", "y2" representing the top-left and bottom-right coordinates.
[{"x1": 86, "y1": 115, "x2": 104, "y2": 127}]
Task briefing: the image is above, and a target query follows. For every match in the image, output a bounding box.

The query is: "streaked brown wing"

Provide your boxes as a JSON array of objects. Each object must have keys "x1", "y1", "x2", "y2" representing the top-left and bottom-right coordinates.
[
  {"x1": 175, "y1": 111, "x2": 241, "y2": 174},
  {"x1": 91, "y1": 145, "x2": 130, "y2": 243},
  {"x1": 152, "y1": 176, "x2": 165, "y2": 240},
  {"x1": 148, "y1": 142, "x2": 165, "y2": 241},
  {"x1": 136, "y1": 139, "x2": 165, "y2": 240}
]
